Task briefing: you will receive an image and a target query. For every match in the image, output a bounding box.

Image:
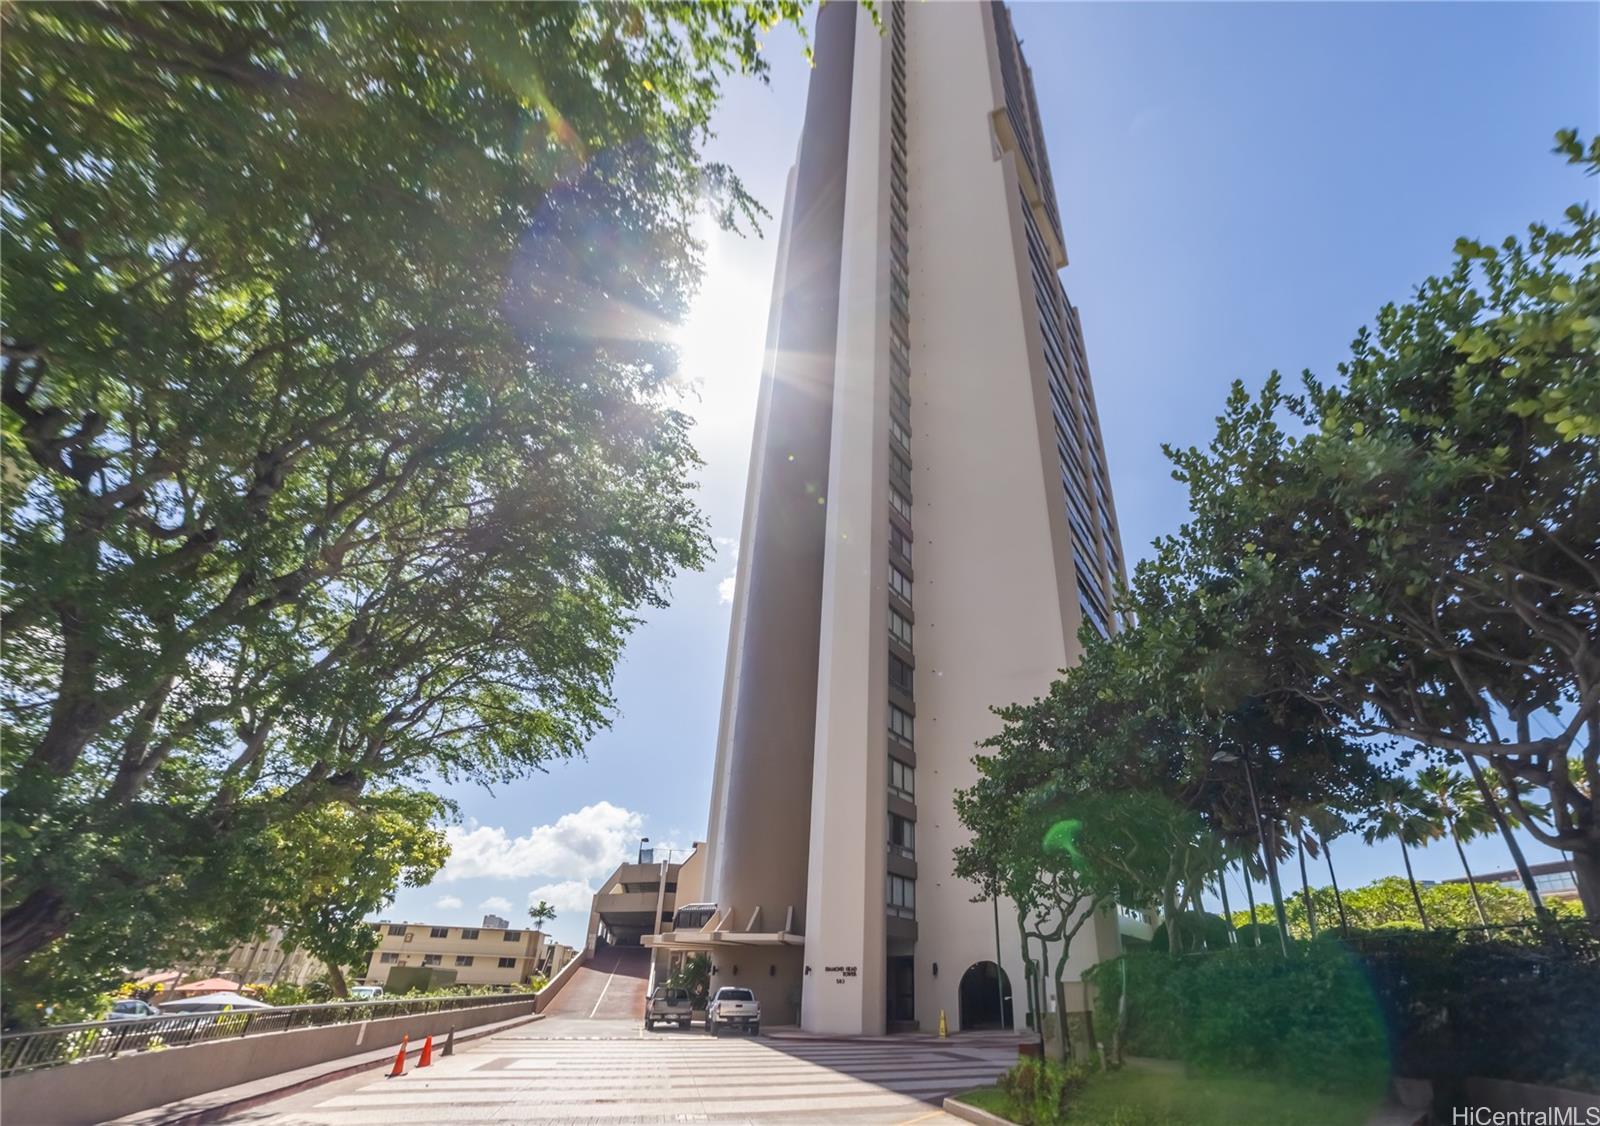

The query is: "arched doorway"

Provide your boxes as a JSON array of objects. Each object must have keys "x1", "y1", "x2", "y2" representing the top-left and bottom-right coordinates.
[{"x1": 958, "y1": 961, "x2": 1014, "y2": 1030}]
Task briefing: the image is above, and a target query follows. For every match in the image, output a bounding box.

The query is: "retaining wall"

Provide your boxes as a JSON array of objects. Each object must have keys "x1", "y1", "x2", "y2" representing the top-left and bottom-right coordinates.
[{"x1": 1, "y1": 999, "x2": 534, "y2": 1125}]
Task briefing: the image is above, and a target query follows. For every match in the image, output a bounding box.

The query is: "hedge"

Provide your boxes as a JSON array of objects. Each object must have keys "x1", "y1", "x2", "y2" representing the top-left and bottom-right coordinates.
[{"x1": 1087, "y1": 925, "x2": 1600, "y2": 1094}]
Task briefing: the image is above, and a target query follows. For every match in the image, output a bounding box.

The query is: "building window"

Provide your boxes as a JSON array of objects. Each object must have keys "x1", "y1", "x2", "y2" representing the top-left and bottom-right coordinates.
[
  {"x1": 890, "y1": 448, "x2": 912, "y2": 492},
  {"x1": 889, "y1": 813, "x2": 915, "y2": 858},
  {"x1": 888, "y1": 874, "x2": 916, "y2": 919},
  {"x1": 460, "y1": 928, "x2": 480, "y2": 940},
  {"x1": 888, "y1": 606, "x2": 913, "y2": 647},
  {"x1": 429, "y1": 927, "x2": 449, "y2": 939},
  {"x1": 380, "y1": 952, "x2": 399, "y2": 964},
  {"x1": 889, "y1": 487, "x2": 912, "y2": 521},
  {"x1": 889, "y1": 756, "x2": 914, "y2": 800},
  {"x1": 888, "y1": 703, "x2": 914, "y2": 746},
  {"x1": 889, "y1": 653, "x2": 914, "y2": 697},
  {"x1": 503, "y1": 930, "x2": 521, "y2": 941},
  {"x1": 455, "y1": 955, "x2": 474, "y2": 967},
  {"x1": 498, "y1": 957, "x2": 517, "y2": 969},
  {"x1": 889, "y1": 523, "x2": 912, "y2": 564},
  {"x1": 888, "y1": 566, "x2": 913, "y2": 606},
  {"x1": 422, "y1": 954, "x2": 442, "y2": 966},
  {"x1": 387, "y1": 925, "x2": 407, "y2": 937},
  {"x1": 889, "y1": 414, "x2": 911, "y2": 452}
]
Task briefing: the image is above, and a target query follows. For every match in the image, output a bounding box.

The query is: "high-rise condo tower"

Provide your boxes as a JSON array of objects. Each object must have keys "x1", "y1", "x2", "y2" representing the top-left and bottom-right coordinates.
[{"x1": 664, "y1": 0, "x2": 1132, "y2": 1036}]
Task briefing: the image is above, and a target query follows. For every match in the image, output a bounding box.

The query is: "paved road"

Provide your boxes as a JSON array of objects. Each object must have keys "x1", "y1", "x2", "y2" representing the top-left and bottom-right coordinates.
[
  {"x1": 224, "y1": 1002, "x2": 1020, "y2": 1124},
  {"x1": 542, "y1": 944, "x2": 650, "y2": 1020}
]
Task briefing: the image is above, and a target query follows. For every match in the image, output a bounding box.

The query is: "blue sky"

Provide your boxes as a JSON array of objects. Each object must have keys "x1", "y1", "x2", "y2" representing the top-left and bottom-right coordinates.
[{"x1": 387, "y1": 3, "x2": 1600, "y2": 946}]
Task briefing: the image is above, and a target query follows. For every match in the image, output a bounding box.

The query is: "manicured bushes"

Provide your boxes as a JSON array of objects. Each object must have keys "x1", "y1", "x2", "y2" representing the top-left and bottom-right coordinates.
[
  {"x1": 1088, "y1": 927, "x2": 1600, "y2": 1095},
  {"x1": 1089, "y1": 943, "x2": 1387, "y2": 1094},
  {"x1": 1358, "y1": 927, "x2": 1600, "y2": 1092}
]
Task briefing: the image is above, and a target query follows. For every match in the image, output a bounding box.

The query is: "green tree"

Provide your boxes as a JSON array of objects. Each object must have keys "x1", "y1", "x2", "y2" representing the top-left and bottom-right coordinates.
[
  {"x1": 254, "y1": 789, "x2": 450, "y2": 997},
  {"x1": 1361, "y1": 779, "x2": 1443, "y2": 929},
  {"x1": 1416, "y1": 763, "x2": 1497, "y2": 925},
  {"x1": 0, "y1": 1, "x2": 810, "y2": 1000},
  {"x1": 1233, "y1": 876, "x2": 1578, "y2": 937},
  {"x1": 1155, "y1": 132, "x2": 1600, "y2": 915}
]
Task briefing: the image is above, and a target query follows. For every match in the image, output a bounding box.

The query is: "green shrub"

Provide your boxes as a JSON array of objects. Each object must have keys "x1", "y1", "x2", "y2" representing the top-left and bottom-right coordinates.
[
  {"x1": 998, "y1": 1058, "x2": 1091, "y2": 1126},
  {"x1": 1089, "y1": 945, "x2": 1386, "y2": 1094},
  {"x1": 1090, "y1": 928, "x2": 1600, "y2": 1094},
  {"x1": 1150, "y1": 912, "x2": 1232, "y2": 953},
  {"x1": 1232, "y1": 923, "x2": 1282, "y2": 950}
]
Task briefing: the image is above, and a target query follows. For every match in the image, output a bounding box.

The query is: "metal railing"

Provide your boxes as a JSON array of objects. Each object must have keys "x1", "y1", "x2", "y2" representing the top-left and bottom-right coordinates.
[{"x1": 0, "y1": 991, "x2": 533, "y2": 1076}]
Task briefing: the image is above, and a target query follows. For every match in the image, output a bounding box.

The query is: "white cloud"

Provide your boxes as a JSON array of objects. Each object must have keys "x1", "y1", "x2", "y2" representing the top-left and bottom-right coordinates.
[
  {"x1": 434, "y1": 895, "x2": 463, "y2": 910},
  {"x1": 715, "y1": 537, "x2": 739, "y2": 604},
  {"x1": 440, "y1": 801, "x2": 644, "y2": 883},
  {"x1": 480, "y1": 896, "x2": 513, "y2": 914},
  {"x1": 527, "y1": 881, "x2": 598, "y2": 921}
]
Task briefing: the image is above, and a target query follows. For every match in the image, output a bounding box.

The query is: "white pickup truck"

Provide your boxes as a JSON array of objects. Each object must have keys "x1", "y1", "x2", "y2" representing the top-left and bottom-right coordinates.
[{"x1": 706, "y1": 986, "x2": 760, "y2": 1035}]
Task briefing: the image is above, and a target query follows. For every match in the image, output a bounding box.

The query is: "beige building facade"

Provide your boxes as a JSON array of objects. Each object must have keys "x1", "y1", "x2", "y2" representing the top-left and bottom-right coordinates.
[
  {"x1": 172, "y1": 927, "x2": 324, "y2": 989},
  {"x1": 680, "y1": 1, "x2": 1133, "y2": 1036},
  {"x1": 361, "y1": 920, "x2": 556, "y2": 989}
]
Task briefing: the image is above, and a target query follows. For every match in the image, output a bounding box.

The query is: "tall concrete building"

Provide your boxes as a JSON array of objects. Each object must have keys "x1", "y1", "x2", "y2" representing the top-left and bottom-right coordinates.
[{"x1": 685, "y1": 0, "x2": 1130, "y2": 1036}]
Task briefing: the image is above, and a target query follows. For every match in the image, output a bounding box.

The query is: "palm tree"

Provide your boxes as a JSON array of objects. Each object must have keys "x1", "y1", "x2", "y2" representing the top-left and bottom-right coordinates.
[
  {"x1": 528, "y1": 900, "x2": 557, "y2": 932},
  {"x1": 1417, "y1": 764, "x2": 1496, "y2": 926},
  {"x1": 1285, "y1": 809, "x2": 1319, "y2": 939},
  {"x1": 1306, "y1": 805, "x2": 1350, "y2": 934},
  {"x1": 1362, "y1": 778, "x2": 1442, "y2": 929}
]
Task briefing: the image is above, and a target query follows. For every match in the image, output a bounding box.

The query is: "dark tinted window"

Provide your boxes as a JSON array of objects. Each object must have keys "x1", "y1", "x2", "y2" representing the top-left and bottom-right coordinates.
[{"x1": 717, "y1": 988, "x2": 755, "y2": 1002}]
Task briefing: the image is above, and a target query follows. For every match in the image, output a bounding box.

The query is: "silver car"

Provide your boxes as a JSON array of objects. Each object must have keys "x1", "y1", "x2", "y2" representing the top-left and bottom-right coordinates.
[{"x1": 107, "y1": 999, "x2": 160, "y2": 1021}]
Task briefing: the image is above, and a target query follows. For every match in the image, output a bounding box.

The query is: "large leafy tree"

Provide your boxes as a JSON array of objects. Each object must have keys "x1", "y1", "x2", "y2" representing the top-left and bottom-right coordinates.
[
  {"x1": 1159, "y1": 133, "x2": 1600, "y2": 914},
  {"x1": 1, "y1": 1, "x2": 807, "y2": 996}
]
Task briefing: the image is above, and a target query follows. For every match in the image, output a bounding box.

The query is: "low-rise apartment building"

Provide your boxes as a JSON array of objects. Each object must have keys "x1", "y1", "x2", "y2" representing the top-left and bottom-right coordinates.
[{"x1": 361, "y1": 918, "x2": 555, "y2": 989}]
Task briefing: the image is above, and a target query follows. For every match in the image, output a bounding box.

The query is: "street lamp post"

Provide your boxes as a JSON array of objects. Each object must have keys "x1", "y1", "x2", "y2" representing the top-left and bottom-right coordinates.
[
  {"x1": 1214, "y1": 749, "x2": 1290, "y2": 957},
  {"x1": 637, "y1": 837, "x2": 650, "y2": 864}
]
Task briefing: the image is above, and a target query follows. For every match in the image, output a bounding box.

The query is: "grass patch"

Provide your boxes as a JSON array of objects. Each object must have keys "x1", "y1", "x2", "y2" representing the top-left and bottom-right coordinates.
[
  {"x1": 954, "y1": 1084, "x2": 1011, "y2": 1116},
  {"x1": 954, "y1": 1067, "x2": 1380, "y2": 1125}
]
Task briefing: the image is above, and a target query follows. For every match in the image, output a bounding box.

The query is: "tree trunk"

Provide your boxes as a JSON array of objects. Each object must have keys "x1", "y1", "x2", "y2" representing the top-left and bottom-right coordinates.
[
  {"x1": 1571, "y1": 846, "x2": 1600, "y2": 925},
  {"x1": 1449, "y1": 820, "x2": 1489, "y2": 927},
  {"x1": 324, "y1": 960, "x2": 350, "y2": 999},
  {"x1": 1161, "y1": 864, "x2": 1182, "y2": 958},
  {"x1": 1322, "y1": 837, "x2": 1350, "y2": 934},
  {"x1": 1296, "y1": 841, "x2": 1318, "y2": 939},
  {"x1": 1400, "y1": 840, "x2": 1429, "y2": 929},
  {"x1": 1242, "y1": 861, "x2": 1261, "y2": 945},
  {"x1": 1461, "y1": 751, "x2": 1550, "y2": 921},
  {"x1": 1216, "y1": 866, "x2": 1236, "y2": 945},
  {"x1": 1052, "y1": 940, "x2": 1073, "y2": 1063},
  {"x1": 0, "y1": 887, "x2": 72, "y2": 974}
]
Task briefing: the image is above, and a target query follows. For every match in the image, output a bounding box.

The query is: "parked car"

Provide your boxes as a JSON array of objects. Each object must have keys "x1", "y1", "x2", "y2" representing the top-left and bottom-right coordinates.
[
  {"x1": 706, "y1": 987, "x2": 759, "y2": 1035},
  {"x1": 107, "y1": 999, "x2": 161, "y2": 1021},
  {"x1": 349, "y1": 985, "x2": 384, "y2": 1000},
  {"x1": 644, "y1": 985, "x2": 693, "y2": 1031}
]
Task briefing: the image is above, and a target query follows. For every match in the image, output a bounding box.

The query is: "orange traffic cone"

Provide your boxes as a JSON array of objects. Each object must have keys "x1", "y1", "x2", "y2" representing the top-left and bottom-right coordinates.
[
  {"x1": 418, "y1": 1035, "x2": 434, "y2": 1068},
  {"x1": 387, "y1": 1034, "x2": 409, "y2": 1078}
]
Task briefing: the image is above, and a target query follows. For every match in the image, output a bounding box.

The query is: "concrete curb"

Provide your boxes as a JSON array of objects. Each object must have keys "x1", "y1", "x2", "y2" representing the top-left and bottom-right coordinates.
[
  {"x1": 942, "y1": 1095, "x2": 1017, "y2": 1125},
  {"x1": 110, "y1": 1011, "x2": 543, "y2": 1126}
]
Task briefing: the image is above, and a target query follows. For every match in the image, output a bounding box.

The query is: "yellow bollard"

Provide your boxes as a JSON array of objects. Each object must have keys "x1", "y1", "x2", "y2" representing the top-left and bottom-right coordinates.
[{"x1": 938, "y1": 1009, "x2": 948, "y2": 1038}]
